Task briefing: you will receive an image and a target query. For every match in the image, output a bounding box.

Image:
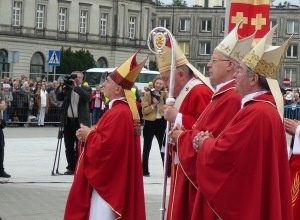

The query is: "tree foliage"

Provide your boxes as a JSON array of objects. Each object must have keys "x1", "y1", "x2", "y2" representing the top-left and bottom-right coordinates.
[
  {"x1": 172, "y1": 0, "x2": 188, "y2": 7},
  {"x1": 56, "y1": 47, "x2": 95, "y2": 75},
  {"x1": 156, "y1": 0, "x2": 165, "y2": 6},
  {"x1": 149, "y1": 60, "x2": 158, "y2": 71},
  {"x1": 278, "y1": 1, "x2": 291, "y2": 7},
  {"x1": 157, "y1": 0, "x2": 187, "y2": 7}
]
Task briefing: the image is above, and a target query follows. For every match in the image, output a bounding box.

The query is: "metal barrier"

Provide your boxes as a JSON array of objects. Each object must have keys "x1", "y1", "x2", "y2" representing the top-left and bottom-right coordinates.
[
  {"x1": 4, "y1": 105, "x2": 61, "y2": 127},
  {"x1": 284, "y1": 105, "x2": 300, "y2": 120}
]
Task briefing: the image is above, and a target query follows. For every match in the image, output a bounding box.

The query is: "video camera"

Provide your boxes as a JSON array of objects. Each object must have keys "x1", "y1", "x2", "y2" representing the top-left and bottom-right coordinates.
[{"x1": 63, "y1": 73, "x2": 77, "y2": 87}]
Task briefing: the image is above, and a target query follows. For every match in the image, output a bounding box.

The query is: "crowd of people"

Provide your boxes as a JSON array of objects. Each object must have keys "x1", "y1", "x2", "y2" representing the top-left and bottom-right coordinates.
[
  {"x1": 284, "y1": 88, "x2": 300, "y2": 120},
  {"x1": 0, "y1": 75, "x2": 107, "y2": 127}
]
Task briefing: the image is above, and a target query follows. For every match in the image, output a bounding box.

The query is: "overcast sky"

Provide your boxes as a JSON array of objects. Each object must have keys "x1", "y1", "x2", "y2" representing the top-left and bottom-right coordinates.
[{"x1": 161, "y1": 0, "x2": 300, "y2": 7}]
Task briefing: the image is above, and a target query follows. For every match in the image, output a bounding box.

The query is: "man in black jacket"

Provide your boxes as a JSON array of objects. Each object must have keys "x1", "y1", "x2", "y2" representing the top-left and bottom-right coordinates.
[{"x1": 57, "y1": 71, "x2": 92, "y2": 175}]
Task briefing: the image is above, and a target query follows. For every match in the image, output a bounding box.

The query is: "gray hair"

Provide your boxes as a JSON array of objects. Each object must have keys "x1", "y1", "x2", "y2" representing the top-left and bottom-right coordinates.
[{"x1": 246, "y1": 67, "x2": 270, "y2": 91}]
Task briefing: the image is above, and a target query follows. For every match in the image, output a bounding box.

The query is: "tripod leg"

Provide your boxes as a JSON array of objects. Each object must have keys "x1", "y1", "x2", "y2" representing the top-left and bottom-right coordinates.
[
  {"x1": 51, "y1": 125, "x2": 64, "y2": 176},
  {"x1": 56, "y1": 136, "x2": 63, "y2": 174},
  {"x1": 52, "y1": 136, "x2": 62, "y2": 175}
]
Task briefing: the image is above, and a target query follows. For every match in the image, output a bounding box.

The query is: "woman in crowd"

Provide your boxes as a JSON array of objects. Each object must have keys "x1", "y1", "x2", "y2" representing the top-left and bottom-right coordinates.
[
  {"x1": 141, "y1": 76, "x2": 168, "y2": 177},
  {"x1": 91, "y1": 85, "x2": 105, "y2": 125},
  {"x1": 35, "y1": 84, "x2": 49, "y2": 126}
]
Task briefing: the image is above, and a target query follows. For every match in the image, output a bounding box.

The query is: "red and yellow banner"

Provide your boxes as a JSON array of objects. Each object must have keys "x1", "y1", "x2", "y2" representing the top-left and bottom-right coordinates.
[{"x1": 228, "y1": 0, "x2": 270, "y2": 38}]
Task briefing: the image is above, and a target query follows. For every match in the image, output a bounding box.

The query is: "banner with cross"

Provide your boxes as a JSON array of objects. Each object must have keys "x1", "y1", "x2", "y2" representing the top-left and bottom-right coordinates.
[{"x1": 228, "y1": 0, "x2": 270, "y2": 40}]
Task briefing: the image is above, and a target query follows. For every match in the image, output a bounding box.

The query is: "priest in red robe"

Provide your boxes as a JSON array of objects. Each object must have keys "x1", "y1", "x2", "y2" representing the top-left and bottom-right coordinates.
[
  {"x1": 169, "y1": 22, "x2": 255, "y2": 220},
  {"x1": 191, "y1": 26, "x2": 293, "y2": 219},
  {"x1": 152, "y1": 33, "x2": 214, "y2": 220},
  {"x1": 64, "y1": 50, "x2": 147, "y2": 220}
]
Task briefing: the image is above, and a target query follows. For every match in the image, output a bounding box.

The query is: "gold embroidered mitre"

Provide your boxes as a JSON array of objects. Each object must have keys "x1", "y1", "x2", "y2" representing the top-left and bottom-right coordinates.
[
  {"x1": 242, "y1": 25, "x2": 292, "y2": 118},
  {"x1": 215, "y1": 21, "x2": 256, "y2": 63},
  {"x1": 242, "y1": 25, "x2": 292, "y2": 79}
]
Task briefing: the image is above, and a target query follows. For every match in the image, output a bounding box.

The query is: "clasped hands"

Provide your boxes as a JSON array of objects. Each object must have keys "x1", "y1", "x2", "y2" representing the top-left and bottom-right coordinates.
[
  {"x1": 168, "y1": 123, "x2": 185, "y2": 144},
  {"x1": 76, "y1": 123, "x2": 91, "y2": 142},
  {"x1": 193, "y1": 131, "x2": 213, "y2": 152},
  {"x1": 284, "y1": 118, "x2": 300, "y2": 136}
]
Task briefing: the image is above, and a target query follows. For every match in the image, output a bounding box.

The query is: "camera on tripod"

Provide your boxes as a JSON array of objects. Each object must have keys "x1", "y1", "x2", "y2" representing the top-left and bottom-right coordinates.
[{"x1": 63, "y1": 73, "x2": 77, "y2": 87}]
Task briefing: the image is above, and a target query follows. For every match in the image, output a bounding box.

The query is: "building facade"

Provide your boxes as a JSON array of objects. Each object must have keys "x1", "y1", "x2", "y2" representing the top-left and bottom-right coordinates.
[
  {"x1": 0, "y1": 0, "x2": 155, "y2": 80},
  {"x1": 0, "y1": 0, "x2": 299, "y2": 87},
  {"x1": 155, "y1": 5, "x2": 300, "y2": 87}
]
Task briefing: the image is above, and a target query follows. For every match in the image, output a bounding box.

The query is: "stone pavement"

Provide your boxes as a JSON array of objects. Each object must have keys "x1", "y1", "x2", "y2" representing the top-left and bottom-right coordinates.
[
  {"x1": 0, "y1": 127, "x2": 169, "y2": 220},
  {"x1": 0, "y1": 127, "x2": 293, "y2": 220}
]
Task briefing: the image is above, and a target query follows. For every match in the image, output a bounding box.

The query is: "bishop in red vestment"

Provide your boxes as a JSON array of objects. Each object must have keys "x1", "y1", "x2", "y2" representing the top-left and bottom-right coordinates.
[
  {"x1": 195, "y1": 93, "x2": 293, "y2": 219},
  {"x1": 64, "y1": 50, "x2": 147, "y2": 220},
  {"x1": 151, "y1": 31, "x2": 214, "y2": 220},
  {"x1": 192, "y1": 28, "x2": 294, "y2": 219}
]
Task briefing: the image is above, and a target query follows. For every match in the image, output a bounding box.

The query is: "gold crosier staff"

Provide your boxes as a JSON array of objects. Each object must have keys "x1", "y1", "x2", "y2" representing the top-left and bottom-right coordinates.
[{"x1": 147, "y1": 27, "x2": 176, "y2": 220}]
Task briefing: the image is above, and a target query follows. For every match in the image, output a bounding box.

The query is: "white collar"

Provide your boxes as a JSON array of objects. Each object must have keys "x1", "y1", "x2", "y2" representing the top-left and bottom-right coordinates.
[
  {"x1": 241, "y1": 90, "x2": 268, "y2": 108},
  {"x1": 108, "y1": 97, "x2": 126, "y2": 109},
  {"x1": 215, "y1": 79, "x2": 235, "y2": 92}
]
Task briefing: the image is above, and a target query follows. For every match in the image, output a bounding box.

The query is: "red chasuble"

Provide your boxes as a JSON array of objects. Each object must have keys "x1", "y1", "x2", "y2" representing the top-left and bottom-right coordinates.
[
  {"x1": 180, "y1": 84, "x2": 213, "y2": 129},
  {"x1": 168, "y1": 81, "x2": 241, "y2": 220},
  {"x1": 290, "y1": 154, "x2": 300, "y2": 220},
  {"x1": 167, "y1": 83, "x2": 213, "y2": 220},
  {"x1": 197, "y1": 93, "x2": 293, "y2": 220},
  {"x1": 64, "y1": 100, "x2": 146, "y2": 220}
]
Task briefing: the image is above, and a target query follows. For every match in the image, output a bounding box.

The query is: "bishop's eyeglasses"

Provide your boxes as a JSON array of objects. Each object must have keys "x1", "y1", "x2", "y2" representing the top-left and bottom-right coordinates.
[{"x1": 209, "y1": 57, "x2": 230, "y2": 64}]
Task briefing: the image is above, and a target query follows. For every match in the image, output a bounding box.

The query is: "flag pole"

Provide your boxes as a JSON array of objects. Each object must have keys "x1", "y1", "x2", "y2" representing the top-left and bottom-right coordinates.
[{"x1": 224, "y1": 0, "x2": 231, "y2": 36}]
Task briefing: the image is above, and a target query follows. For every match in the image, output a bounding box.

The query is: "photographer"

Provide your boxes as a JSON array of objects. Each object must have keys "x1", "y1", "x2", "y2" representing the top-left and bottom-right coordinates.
[
  {"x1": 56, "y1": 71, "x2": 92, "y2": 175},
  {"x1": 141, "y1": 76, "x2": 168, "y2": 176}
]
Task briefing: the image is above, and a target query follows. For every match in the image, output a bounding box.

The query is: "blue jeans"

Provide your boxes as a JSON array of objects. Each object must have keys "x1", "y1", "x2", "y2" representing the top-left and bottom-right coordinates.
[
  {"x1": 3, "y1": 108, "x2": 9, "y2": 122},
  {"x1": 92, "y1": 108, "x2": 101, "y2": 125}
]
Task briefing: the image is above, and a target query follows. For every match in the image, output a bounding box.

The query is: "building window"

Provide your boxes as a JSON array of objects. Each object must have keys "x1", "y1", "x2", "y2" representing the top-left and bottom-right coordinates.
[
  {"x1": 198, "y1": 64, "x2": 208, "y2": 76},
  {"x1": 58, "y1": 7, "x2": 67, "y2": 32},
  {"x1": 270, "y1": 19, "x2": 277, "y2": 30},
  {"x1": 204, "y1": 0, "x2": 209, "y2": 7},
  {"x1": 284, "y1": 68, "x2": 297, "y2": 86},
  {"x1": 159, "y1": 18, "x2": 170, "y2": 29},
  {"x1": 30, "y1": 52, "x2": 44, "y2": 73},
  {"x1": 0, "y1": 50, "x2": 9, "y2": 74},
  {"x1": 96, "y1": 57, "x2": 108, "y2": 68},
  {"x1": 220, "y1": 19, "x2": 225, "y2": 33},
  {"x1": 287, "y1": 20, "x2": 299, "y2": 34},
  {"x1": 180, "y1": 19, "x2": 191, "y2": 32},
  {"x1": 36, "y1": 4, "x2": 45, "y2": 29},
  {"x1": 129, "y1": 16, "x2": 136, "y2": 39},
  {"x1": 201, "y1": 19, "x2": 212, "y2": 32},
  {"x1": 286, "y1": 45, "x2": 298, "y2": 58},
  {"x1": 199, "y1": 42, "x2": 211, "y2": 55},
  {"x1": 80, "y1": 10, "x2": 88, "y2": 34},
  {"x1": 13, "y1": 1, "x2": 22, "y2": 26},
  {"x1": 100, "y1": 13, "x2": 108, "y2": 36},
  {"x1": 179, "y1": 41, "x2": 190, "y2": 55}
]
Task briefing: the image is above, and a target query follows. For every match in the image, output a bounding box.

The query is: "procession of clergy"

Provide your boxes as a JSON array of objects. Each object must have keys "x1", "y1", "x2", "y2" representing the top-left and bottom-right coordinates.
[{"x1": 63, "y1": 22, "x2": 300, "y2": 220}]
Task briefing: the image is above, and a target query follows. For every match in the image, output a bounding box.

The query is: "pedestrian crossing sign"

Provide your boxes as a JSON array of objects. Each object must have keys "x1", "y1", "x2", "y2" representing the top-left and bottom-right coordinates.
[{"x1": 48, "y1": 50, "x2": 61, "y2": 66}]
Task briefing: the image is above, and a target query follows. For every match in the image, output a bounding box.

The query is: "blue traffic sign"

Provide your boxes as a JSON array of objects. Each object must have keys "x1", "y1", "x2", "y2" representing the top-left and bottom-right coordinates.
[{"x1": 48, "y1": 50, "x2": 61, "y2": 66}]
